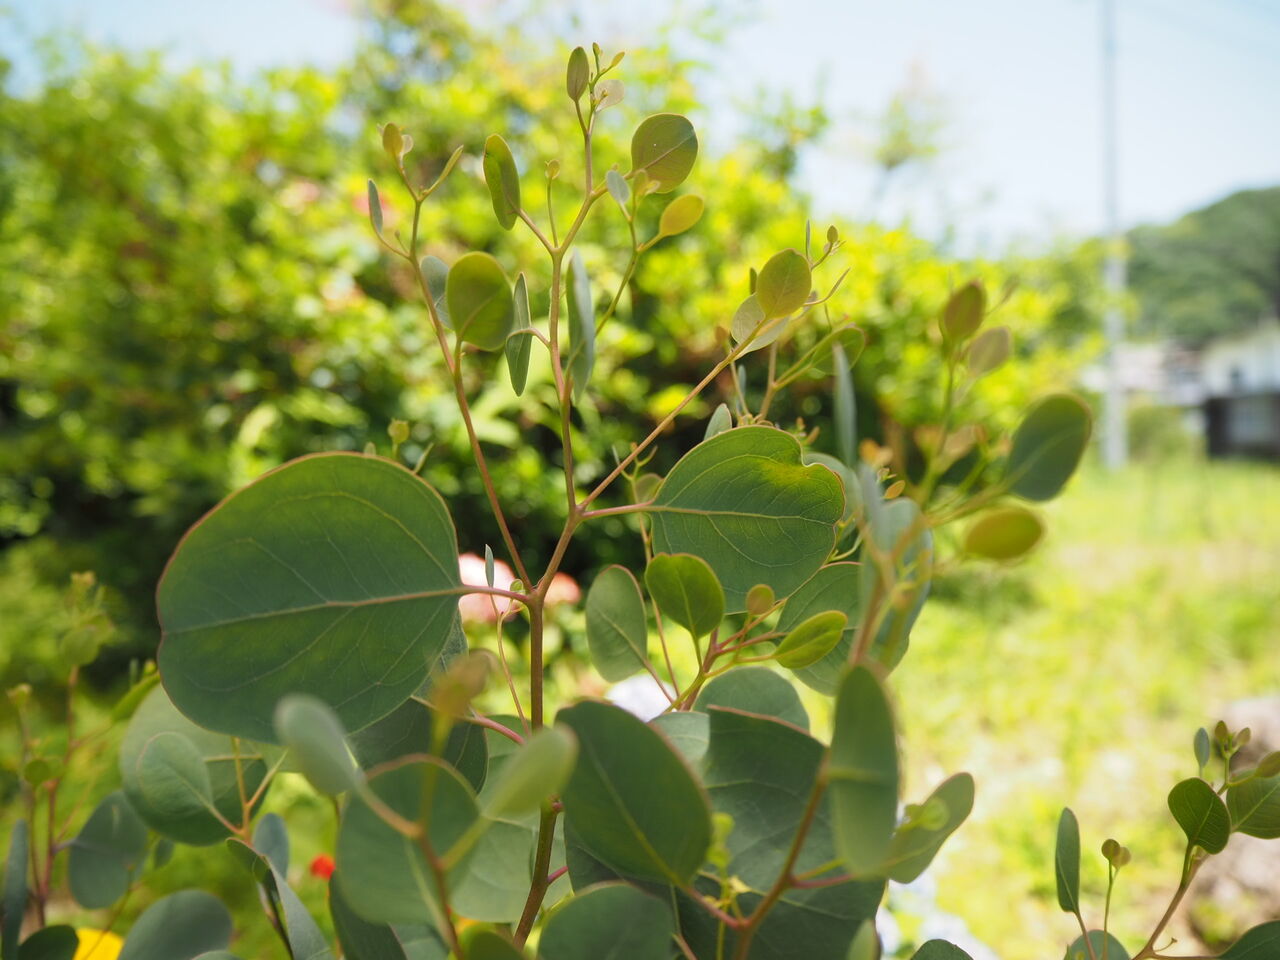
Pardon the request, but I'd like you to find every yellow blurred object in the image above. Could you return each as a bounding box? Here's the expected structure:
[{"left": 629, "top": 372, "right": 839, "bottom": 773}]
[{"left": 73, "top": 929, "right": 124, "bottom": 960}]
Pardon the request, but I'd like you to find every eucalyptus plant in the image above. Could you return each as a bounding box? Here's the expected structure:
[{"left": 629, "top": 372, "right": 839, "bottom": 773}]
[{"left": 4, "top": 43, "right": 1279, "bottom": 960}]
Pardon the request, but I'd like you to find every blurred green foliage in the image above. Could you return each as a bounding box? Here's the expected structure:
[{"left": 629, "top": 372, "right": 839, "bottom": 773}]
[{"left": 0, "top": 0, "right": 1098, "bottom": 682}]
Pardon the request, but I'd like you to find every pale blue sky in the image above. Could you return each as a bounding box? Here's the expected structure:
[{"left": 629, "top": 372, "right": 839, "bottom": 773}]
[{"left": 11, "top": 0, "right": 1280, "bottom": 251}]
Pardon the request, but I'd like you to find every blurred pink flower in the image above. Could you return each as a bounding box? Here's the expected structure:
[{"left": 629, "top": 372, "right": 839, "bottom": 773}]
[
  {"left": 458, "top": 552, "right": 515, "bottom": 623},
  {"left": 545, "top": 572, "right": 581, "bottom": 607}
]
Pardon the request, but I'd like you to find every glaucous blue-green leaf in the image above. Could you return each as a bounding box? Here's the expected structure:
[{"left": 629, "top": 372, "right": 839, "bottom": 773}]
[
  {"left": 461, "top": 930, "right": 525, "bottom": 960},
  {"left": 644, "top": 553, "right": 723, "bottom": 640},
  {"left": 1220, "top": 922, "right": 1280, "bottom": 959},
  {"left": 695, "top": 668, "right": 808, "bottom": 731},
  {"left": 883, "top": 774, "right": 975, "bottom": 883},
  {"left": 567, "top": 251, "right": 595, "bottom": 400},
  {"left": 649, "top": 426, "right": 843, "bottom": 611},
  {"left": 584, "top": 566, "right": 649, "bottom": 682},
  {"left": 963, "top": 506, "right": 1044, "bottom": 561},
  {"left": 136, "top": 732, "right": 215, "bottom": 825},
  {"left": 505, "top": 274, "right": 533, "bottom": 395},
  {"left": 775, "top": 564, "right": 859, "bottom": 694},
  {"left": 829, "top": 666, "right": 899, "bottom": 875},
  {"left": 1226, "top": 773, "right": 1280, "bottom": 838},
  {"left": 118, "top": 891, "right": 232, "bottom": 960},
  {"left": 367, "top": 180, "right": 383, "bottom": 237},
  {"left": 658, "top": 194, "right": 704, "bottom": 238},
  {"left": 606, "top": 169, "right": 630, "bottom": 208},
  {"left": 940, "top": 281, "right": 986, "bottom": 343},
  {"left": 336, "top": 758, "right": 478, "bottom": 926},
  {"left": 480, "top": 726, "right": 577, "bottom": 819},
  {"left": 119, "top": 686, "right": 269, "bottom": 845},
  {"left": 349, "top": 699, "right": 488, "bottom": 794},
  {"left": 274, "top": 694, "right": 360, "bottom": 796},
  {"left": 1168, "top": 778, "right": 1230, "bottom": 853},
  {"left": 15, "top": 927, "right": 78, "bottom": 960},
  {"left": 1194, "top": 727, "right": 1211, "bottom": 773},
  {"left": 705, "top": 403, "right": 732, "bottom": 440},
  {"left": 912, "top": 941, "right": 974, "bottom": 960},
  {"left": 774, "top": 611, "right": 847, "bottom": 669},
  {"left": 330, "top": 870, "right": 448, "bottom": 960},
  {"left": 109, "top": 671, "right": 161, "bottom": 723},
  {"left": 756, "top": 250, "right": 811, "bottom": 320},
  {"left": 833, "top": 342, "right": 856, "bottom": 467},
  {"left": 253, "top": 813, "right": 288, "bottom": 875},
  {"left": 1005, "top": 394, "right": 1092, "bottom": 502},
  {"left": 418, "top": 256, "right": 450, "bottom": 327},
  {"left": 650, "top": 712, "right": 709, "bottom": 769},
  {"left": 540, "top": 883, "right": 674, "bottom": 960},
  {"left": 731, "top": 294, "right": 784, "bottom": 354},
  {"left": 68, "top": 791, "right": 147, "bottom": 909},
  {"left": 158, "top": 454, "right": 462, "bottom": 742},
  {"left": 1064, "top": 932, "right": 1128, "bottom": 960},
  {"left": 1055, "top": 808, "right": 1081, "bottom": 913},
  {"left": 3, "top": 820, "right": 27, "bottom": 960},
  {"left": 558, "top": 701, "right": 710, "bottom": 885},
  {"left": 678, "top": 708, "right": 883, "bottom": 960},
  {"left": 565, "top": 46, "right": 589, "bottom": 100},
  {"left": 482, "top": 134, "right": 520, "bottom": 230},
  {"left": 227, "top": 840, "right": 334, "bottom": 960},
  {"left": 630, "top": 114, "right": 697, "bottom": 193},
  {"left": 448, "top": 252, "right": 515, "bottom": 351},
  {"left": 859, "top": 492, "right": 933, "bottom": 669},
  {"left": 451, "top": 814, "right": 535, "bottom": 922}
]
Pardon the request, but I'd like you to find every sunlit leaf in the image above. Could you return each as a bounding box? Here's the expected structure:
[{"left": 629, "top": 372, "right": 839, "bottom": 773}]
[
  {"left": 448, "top": 252, "right": 515, "bottom": 351},
  {"left": 1006, "top": 394, "right": 1092, "bottom": 502},
  {"left": 963, "top": 506, "right": 1045, "bottom": 561},
  {"left": 482, "top": 134, "right": 520, "bottom": 230},
  {"left": 756, "top": 249, "right": 811, "bottom": 320},
  {"left": 584, "top": 565, "right": 649, "bottom": 682},
  {"left": 630, "top": 114, "right": 697, "bottom": 193},
  {"left": 645, "top": 553, "right": 724, "bottom": 640}
]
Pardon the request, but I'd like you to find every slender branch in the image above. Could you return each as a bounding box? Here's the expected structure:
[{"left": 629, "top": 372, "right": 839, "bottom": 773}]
[
  {"left": 1133, "top": 851, "right": 1204, "bottom": 960},
  {"left": 514, "top": 807, "right": 560, "bottom": 946}
]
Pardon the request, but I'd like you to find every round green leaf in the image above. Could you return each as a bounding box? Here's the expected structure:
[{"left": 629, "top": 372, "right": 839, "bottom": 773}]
[
  {"left": 1055, "top": 808, "right": 1081, "bottom": 914},
  {"left": 756, "top": 249, "right": 811, "bottom": 320},
  {"left": 418, "top": 256, "right": 450, "bottom": 328},
  {"left": 330, "top": 869, "right": 448, "bottom": 960},
  {"left": 1168, "top": 777, "right": 1230, "bottom": 853},
  {"left": 967, "top": 325, "right": 1010, "bottom": 376},
  {"left": 658, "top": 194, "right": 703, "bottom": 238},
  {"left": 274, "top": 694, "right": 360, "bottom": 796},
  {"left": 775, "top": 563, "right": 859, "bottom": 695},
  {"left": 584, "top": 565, "right": 649, "bottom": 682},
  {"left": 649, "top": 712, "right": 709, "bottom": 768},
  {"left": 884, "top": 774, "right": 975, "bottom": 883},
  {"left": 694, "top": 668, "right": 809, "bottom": 731},
  {"left": 648, "top": 426, "right": 843, "bottom": 611},
  {"left": 540, "top": 883, "right": 674, "bottom": 960},
  {"left": 450, "top": 815, "right": 536, "bottom": 922},
  {"left": 565, "top": 46, "right": 589, "bottom": 100},
  {"left": 940, "top": 281, "right": 986, "bottom": 343},
  {"left": 774, "top": 611, "right": 847, "bottom": 669},
  {"left": 482, "top": 134, "right": 520, "bottom": 231},
  {"left": 118, "top": 890, "right": 233, "bottom": 960},
  {"left": 68, "top": 791, "right": 147, "bottom": 909},
  {"left": 1226, "top": 773, "right": 1280, "bottom": 839},
  {"left": 1063, "top": 932, "right": 1129, "bottom": 960},
  {"left": 448, "top": 252, "right": 515, "bottom": 351},
  {"left": 963, "top": 506, "right": 1045, "bottom": 561},
  {"left": 644, "top": 553, "right": 724, "bottom": 640},
  {"left": 1220, "top": 922, "right": 1280, "bottom": 959},
  {"left": 336, "top": 758, "right": 479, "bottom": 926},
  {"left": 481, "top": 726, "right": 577, "bottom": 819},
  {"left": 4, "top": 820, "right": 29, "bottom": 960},
  {"left": 829, "top": 666, "right": 899, "bottom": 875},
  {"left": 158, "top": 454, "right": 462, "bottom": 742},
  {"left": 912, "top": 941, "right": 975, "bottom": 960},
  {"left": 137, "top": 732, "right": 215, "bottom": 825},
  {"left": 1006, "top": 394, "right": 1092, "bottom": 501},
  {"left": 630, "top": 114, "right": 697, "bottom": 193},
  {"left": 119, "top": 686, "right": 268, "bottom": 845},
  {"left": 16, "top": 926, "right": 79, "bottom": 960},
  {"left": 461, "top": 930, "right": 525, "bottom": 960},
  {"left": 731, "top": 293, "right": 785, "bottom": 354},
  {"left": 557, "top": 700, "right": 710, "bottom": 885},
  {"left": 705, "top": 403, "right": 733, "bottom": 441},
  {"left": 348, "top": 698, "right": 488, "bottom": 793}
]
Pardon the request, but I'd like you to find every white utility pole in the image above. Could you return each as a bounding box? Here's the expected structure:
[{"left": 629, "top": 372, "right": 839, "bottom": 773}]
[{"left": 1101, "top": 0, "right": 1128, "bottom": 469}]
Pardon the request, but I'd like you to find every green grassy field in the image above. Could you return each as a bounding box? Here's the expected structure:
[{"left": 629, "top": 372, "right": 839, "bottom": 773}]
[{"left": 892, "top": 458, "right": 1280, "bottom": 959}]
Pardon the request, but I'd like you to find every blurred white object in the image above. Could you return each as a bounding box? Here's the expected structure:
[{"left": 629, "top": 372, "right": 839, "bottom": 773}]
[{"left": 607, "top": 674, "right": 673, "bottom": 721}]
